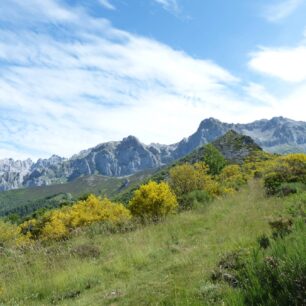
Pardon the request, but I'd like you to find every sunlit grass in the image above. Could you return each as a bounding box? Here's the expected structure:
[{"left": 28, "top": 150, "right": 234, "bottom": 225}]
[{"left": 0, "top": 180, "right": 289, "bottom": 305}]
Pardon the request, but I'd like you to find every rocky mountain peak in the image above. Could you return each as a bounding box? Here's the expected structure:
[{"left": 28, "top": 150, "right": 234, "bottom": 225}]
[
  {"left": 198, "top": 117, "right": 223, "bottom": 130},
  {"left": 121, "top": 135, "right": 142, "bottom": 147},
  {"left": 0, "top": 117, "right": 306, "bottom": 191}
]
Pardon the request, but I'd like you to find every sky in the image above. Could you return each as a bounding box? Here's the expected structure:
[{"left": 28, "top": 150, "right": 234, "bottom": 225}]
[{"left": 0, "top": 0, "right": 306, "bottom": 160}]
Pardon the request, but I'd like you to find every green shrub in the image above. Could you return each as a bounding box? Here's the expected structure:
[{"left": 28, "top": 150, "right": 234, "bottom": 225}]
[
  {"left": 264, "top": 172, "right": 284, "bottom": 195},
  {"left": 169, "top": 162, "right": 221, "bottom": 205},
  {"left": 179, "top": 190, "right": 212, "bottom": 210},
  {"left": 284, "top": 191, "right": 306, "bottom": 218},
  {"left": 227, "top": 220, "right": 306, "bottom": 306},
  {"left": 257, "top": 234, "right": 270, "bottom": 249},
  {"left": 269, "top": 217, "right": 293, "bottom": 239}
]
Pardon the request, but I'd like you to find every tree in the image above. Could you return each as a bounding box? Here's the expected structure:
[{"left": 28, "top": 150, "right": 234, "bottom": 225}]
[
  {"left": 203, "top": 144, "right": 226, "bottom": 175},
  {"left": 128, "top": 181, "right": 178, "bottom": 222}
]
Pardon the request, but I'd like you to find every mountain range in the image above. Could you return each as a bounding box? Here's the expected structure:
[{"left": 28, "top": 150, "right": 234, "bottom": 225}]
[{"left": 1, "top": 116, "right": 305, "bottom": 191}]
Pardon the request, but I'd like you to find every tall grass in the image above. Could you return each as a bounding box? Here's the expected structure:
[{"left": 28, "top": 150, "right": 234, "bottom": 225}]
[
  {"left": 225, "top": 219, "right": 305, "bottom": 306},
  {"left": 0, "top": 181, "right": 295, "bottom": 305}
]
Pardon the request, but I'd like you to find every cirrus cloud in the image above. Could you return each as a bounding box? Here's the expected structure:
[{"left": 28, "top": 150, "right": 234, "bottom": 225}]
[
  {"left": 262, "top": 0, "right": 304, "bottom": 22},
  {"left": 0, "top": 0, "right": 303, "bottom": 161}
]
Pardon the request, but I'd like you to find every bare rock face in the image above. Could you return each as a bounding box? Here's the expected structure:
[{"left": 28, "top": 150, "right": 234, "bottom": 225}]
[
  {"left": 0, "top": 117, "right": 305, "bottom": 191},
  {"left": 0, "top": 159, "right": 33, "bottom": 191},
  {"left": 24, "top": 155, "right": 68, "bottom": 188},
  {"left": 237, "top": 117, "right": 306, "bottom": 152},
  {"left": 67, "top": 136, "right": 169, "bottom": 179}
]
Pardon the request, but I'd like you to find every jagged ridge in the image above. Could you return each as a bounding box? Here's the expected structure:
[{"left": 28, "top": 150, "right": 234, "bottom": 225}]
[{"left": 0, "top": 116, "right": 305, "bottom": 191}]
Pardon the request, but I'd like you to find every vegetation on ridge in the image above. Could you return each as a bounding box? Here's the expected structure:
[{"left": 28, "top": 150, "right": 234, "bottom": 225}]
[{"left": 0, "top": 132, "right": 305, "bottom": 305}]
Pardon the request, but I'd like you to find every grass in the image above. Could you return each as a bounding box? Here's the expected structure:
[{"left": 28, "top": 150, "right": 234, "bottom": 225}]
[
  {"left": 0, "top": 180, "right": 292, "bottom": 305},
  {"left": 225, "top": 219, "right": 305, "bottom": 306}
]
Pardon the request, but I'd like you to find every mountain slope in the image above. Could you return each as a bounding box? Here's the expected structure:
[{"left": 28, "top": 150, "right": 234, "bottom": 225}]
[
  {"left": 0, "top": 170, "right": 153, "bottom": 217},
  {"left": 0, "top": 181, "right": 291, "bottom": 305},
  {"left": 0, "top": 116, "right": 305, "bottom": 191},
  {"left": 116, "top": 131, "right": 263, "bottom": 203}
]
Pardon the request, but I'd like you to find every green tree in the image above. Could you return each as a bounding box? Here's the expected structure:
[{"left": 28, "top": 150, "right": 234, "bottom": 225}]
[{"left": 203, "top": 144, "right": 226, "bottom": 175}]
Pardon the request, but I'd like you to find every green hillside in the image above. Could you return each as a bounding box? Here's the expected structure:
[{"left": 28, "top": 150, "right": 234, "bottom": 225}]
[
  {"left": 0, "top": 180, "right": 304, "bottom": 305},
  {"left": 0, "top": 170, "right": 153, "bottom": 218}
]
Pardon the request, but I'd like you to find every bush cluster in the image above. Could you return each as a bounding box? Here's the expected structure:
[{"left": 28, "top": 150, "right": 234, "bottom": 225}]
[
  {"left": 19, "top": 195, "right": 131, "bottom": 241},
  {"left": 264, "top": 154, "right": 306, "bottom": 195}
]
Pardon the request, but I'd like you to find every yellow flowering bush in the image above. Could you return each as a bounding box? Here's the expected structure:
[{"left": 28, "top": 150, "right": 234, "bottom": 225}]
[
  {"left": 19, "top": 195, "right": 131, "bottom": 241},
  {"left": 218, "top": 165, "right": 247, "bottom": 191},
  {"left": 0, "top": 220, "right": 19, "bottom": 247},
  {"left": 169, "top": 162, "right": 222, "bottom": 202},
  {"left": 128, "top": 181, "right": 178, "bottom": 221},
  {"left": 242, "top": 151, "right": 277, "bottom": 178},
  {"left": 0, "top": 220, "right": 31, "bottom": 248},
  {"left": 264, "top": 154, "right": 306, "bottom": 195}
]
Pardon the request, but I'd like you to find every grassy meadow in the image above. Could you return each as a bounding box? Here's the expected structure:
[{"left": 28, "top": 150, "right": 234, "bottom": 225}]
[{"left": 1, "top": 180, "right": 300, "bottom": 306}]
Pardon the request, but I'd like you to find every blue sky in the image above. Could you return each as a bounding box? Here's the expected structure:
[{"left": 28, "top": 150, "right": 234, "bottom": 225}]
[{"left": 0, "top": 0, "right": 306, "bottom": 160}]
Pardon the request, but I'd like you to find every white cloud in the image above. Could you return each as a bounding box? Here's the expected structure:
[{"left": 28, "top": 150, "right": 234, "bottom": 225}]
[
  {"left": 99, "top": 0, "right": 115, "bottom": 10},
  {"left": 244, "top": 83, "right": 278, "bottom": 107},
  {"left": 0, "top": 0, "right": 77, "bottom": 23},
  {"left": 0, "top": 0, "right": 304, "bottom": 161},
  {"left": 154, "top": 0, "right": 179, "bottom": 14},
  {"left": 247, "top": 31, "right": 306, "bottom": 121},
  {"left": 262, "top": 0, "right": 304, "bottom": 22},
  {"left": 0, "top": 0, "right": 251, "bottom": 160},
  {"left": 249, "top": 46, "right": 306, "bottom": 82}
]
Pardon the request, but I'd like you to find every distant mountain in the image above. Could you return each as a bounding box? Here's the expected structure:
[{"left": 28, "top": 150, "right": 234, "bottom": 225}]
[
  {"left": 175, "top": 117, "right": 306, "bottom": 157},
  {"left": 0, "top": 137, "right": 175, "bottom": 191},
  {"left": 0, "top": 158, "right": 33, "bottom": 191},
  {"left": 0, "top": 131, "right": 262, "bottom": 216},
  {"left": 0, "top": 116, "right": 305, "bottom": 191}
]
